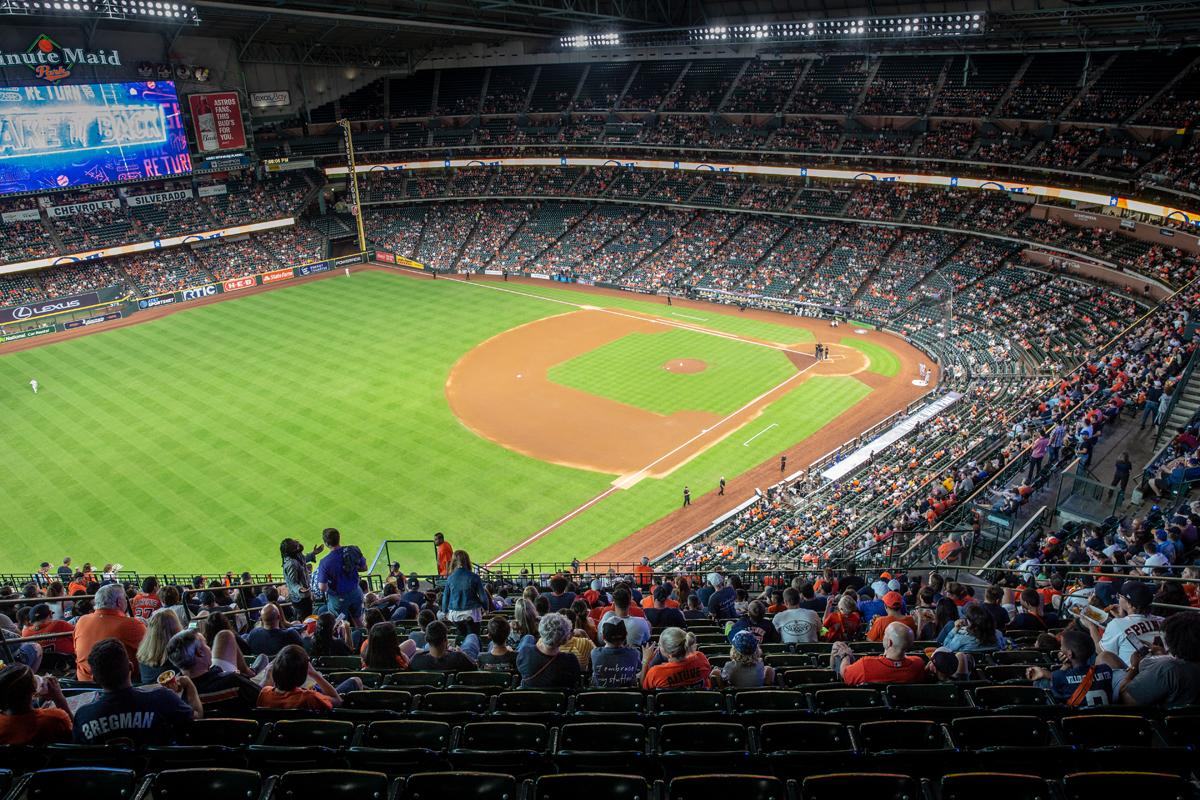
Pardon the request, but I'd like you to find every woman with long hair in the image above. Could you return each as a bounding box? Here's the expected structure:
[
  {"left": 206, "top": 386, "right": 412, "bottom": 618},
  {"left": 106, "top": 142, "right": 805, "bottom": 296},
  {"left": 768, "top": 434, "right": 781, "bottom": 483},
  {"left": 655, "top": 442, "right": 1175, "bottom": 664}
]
[
  {"left": 933, "top": 597, "right": 961, "bottom": 644},
  {"left": 443, "top": 550, "right": 489, "bottom": 643},
  {"left": 822, "top": 594, "right": 861, "bottom": 642},
  {"left": 136, "top": 608, "right": 183, "bottom": 684},
  {"left": 202, "top": 611, "right": 256, "bottom": 676},
  {"left": 943, "top": 603, "right": 1006, "bottom": 653},
  {"left": 0, "top": 665, "right": 72, "bottom": 745},
  {"left": 509, "top": 598, "right": 539, "bottom": 648},
  {"left": 309, "top": 612, "right": 353, "bottom": 658},
  {"left": 279, "top": 538, "right": 318, "bottom": 619},
  {"left": 158, "top": 585, "right": 190, "bottom": 626},
  {"left": 360, "top": 622, "right": 417, "bottom": 670},
  {"left": 570, "top": 597, "right": 598, "bottom": 643}
]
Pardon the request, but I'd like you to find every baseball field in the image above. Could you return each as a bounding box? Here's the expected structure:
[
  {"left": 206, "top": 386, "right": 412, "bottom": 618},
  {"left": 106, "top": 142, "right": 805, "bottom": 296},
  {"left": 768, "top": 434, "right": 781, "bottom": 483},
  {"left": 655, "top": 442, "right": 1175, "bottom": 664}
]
[{"left": 0, "top": 267, "right": 929, "bottom": 575}]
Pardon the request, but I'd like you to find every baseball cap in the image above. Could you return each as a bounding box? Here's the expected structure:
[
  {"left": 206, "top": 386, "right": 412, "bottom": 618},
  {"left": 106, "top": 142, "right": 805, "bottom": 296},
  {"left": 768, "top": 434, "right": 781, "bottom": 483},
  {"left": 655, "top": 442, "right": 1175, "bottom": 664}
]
[
  {"left": 653, "top": 585, "right": 672, "bottom": 602},
  {"left": 30, "top": 603, "right": 52, "bottom": 622},
  {"left": 929, "top": 647, "right": 960, "bottom": 677},
  {"left": 601, "top": 618, "right": 627, "bottom": 643},
  {"left": 731, "top": 630, "right": 758, "bottom": 656},
  {"left": 199, "top": 591, "right": 215, "bottom": 605},
  {"left": 591, "top": 579, "right": 602, "bottom": 591},
  {"left": 883, "top": 591, "right": 904, "bottom": 609},
  {"left": 407, "top": 577, "right": 420, "bottom": 590},
  {"left": 40, "top": 562, "right": 50, "bottom": 569},
  {"left": 887, "top": 580, "right": 901, "bottom": 592},
  {"left": 1119, "top": 581, "right": 1154, "bottom": 607},
  {"left": 707, "top": 573, "right": 722, "bottom": 587},
  {"left": 880, "top": 572, "right": 892, "bottom": 580}
]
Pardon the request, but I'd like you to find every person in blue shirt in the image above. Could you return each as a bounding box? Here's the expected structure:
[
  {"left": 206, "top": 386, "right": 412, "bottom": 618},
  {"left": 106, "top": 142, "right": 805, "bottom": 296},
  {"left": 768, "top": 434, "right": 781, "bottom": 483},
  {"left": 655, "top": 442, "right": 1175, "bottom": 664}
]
[
  {"left": 315, "top": 527, "right": 367, "bottom": 628},
  {"left": 1027, "top": 629, "right": 1113, "bottom": 707}
]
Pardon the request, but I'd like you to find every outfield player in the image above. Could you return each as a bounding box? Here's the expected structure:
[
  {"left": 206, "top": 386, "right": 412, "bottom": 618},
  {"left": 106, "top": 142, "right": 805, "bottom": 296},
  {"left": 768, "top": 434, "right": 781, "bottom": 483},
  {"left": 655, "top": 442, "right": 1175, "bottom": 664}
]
[{"left": 30, "top": 380, "right": 37, "bottom": 394}]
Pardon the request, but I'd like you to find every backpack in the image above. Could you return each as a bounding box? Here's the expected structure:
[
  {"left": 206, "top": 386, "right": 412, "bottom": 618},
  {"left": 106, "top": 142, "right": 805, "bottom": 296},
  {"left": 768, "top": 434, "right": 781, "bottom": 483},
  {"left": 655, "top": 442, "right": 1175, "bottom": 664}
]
[{"left": 341, "top": 545, "right": 366, "bottom": 577}]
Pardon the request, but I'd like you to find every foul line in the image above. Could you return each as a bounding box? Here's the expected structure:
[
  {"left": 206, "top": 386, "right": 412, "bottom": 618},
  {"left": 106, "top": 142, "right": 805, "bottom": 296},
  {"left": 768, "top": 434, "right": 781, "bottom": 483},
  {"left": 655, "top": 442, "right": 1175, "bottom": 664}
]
[
  {"left": 672, "top": 312, "right": 708, "bottom": 321},
  {"left": 743, "top": 423, "right": 778, "bottom": 446},
  {"left": 487, "top": 356, "right": 820, "bottom": 565}
]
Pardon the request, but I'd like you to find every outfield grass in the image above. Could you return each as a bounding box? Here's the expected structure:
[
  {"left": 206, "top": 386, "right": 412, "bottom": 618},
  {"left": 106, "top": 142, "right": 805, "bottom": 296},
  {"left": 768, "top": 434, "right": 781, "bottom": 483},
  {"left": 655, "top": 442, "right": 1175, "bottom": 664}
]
[
  {"left": 510, "top": 374, "right": 873, "bottom": 563},
  {"left": 547, "top": 329, "right": 795, "bottom": 416},
  {"left": 0, "top": 273, "right": 875, "bottom": 574},
  {"left": 490, "top": 281, "right": 815, "bottom": 344},
  {"left": 841, "top": 337, "right": 901, "bottom": 377}
]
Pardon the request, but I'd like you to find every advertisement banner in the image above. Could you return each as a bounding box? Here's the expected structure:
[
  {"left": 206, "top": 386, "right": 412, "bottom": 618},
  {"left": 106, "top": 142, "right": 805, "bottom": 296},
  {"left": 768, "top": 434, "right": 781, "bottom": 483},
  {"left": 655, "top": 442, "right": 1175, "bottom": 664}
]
[
  {"left": 48, "top": 199, "right": 120, "bottom": 219},
  {"left": 181, "top": 285, "right": 219, "bottom": 301},
  {"left": 1, "top": 325, "right": 54, "bottom": 343},
  {"left": 0, "top": 291, "right": 99, "bottom": 324},
  {"left": 197, "top": 184, "right": 227, "bottom": 198},
  {"left": 250, "top": 91, "right": 290, "bottom": 108},
  {"left": 127, "top": 189, "right": 193, "bottom": 207},
  {"left": 373, "top": 250, "right": 396, "bottom": 264},
  {"left": 137, "top": 294, "right": 175, "bottom": 309},
  {"left": 265, "top": 159, "right": 315, "bottom": 173},
  {"left": 262, "top": 268, "right": 293, "bottom": 284},
  {"left": 64, "top": 311, "right": 122, "bottom": 329},
  {"left": 395, "top": 255, "right": 425, "bottom": 270},
  {"left": 223, "top": 276, "right": 256, "bottom": 292},
  {"left": 297, "top": 261, "right": 330, "bottom": 275},
  {"left": 188, "top": 92, "right": 247, "bottom": 153},
  {"left": 331, "top": 254, "right": 364, "bottom": 269},
  {"left": 1, "top": 209, "right": 41, "bottom": 223}
]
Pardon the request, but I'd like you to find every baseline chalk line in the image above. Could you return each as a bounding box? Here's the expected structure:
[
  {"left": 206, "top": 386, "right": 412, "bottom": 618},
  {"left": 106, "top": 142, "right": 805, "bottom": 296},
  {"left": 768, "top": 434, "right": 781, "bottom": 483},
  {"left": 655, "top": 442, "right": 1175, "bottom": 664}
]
[
  {"left": 743, "top": 423, "right": 778, "bottom": 446},
  {"left": 672, "top": 312, "right": 708, "bottom": 321}
]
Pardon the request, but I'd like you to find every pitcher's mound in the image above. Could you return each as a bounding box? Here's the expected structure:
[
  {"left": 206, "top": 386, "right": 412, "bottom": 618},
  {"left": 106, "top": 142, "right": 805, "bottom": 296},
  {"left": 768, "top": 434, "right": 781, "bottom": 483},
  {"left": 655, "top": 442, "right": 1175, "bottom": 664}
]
[{"left": 664, "top": 359, "right": 707, "bottom": 373}]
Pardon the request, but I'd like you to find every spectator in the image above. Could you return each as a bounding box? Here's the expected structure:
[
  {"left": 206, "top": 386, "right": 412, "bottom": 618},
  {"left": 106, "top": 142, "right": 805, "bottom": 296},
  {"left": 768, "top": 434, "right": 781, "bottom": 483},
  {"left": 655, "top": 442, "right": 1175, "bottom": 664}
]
[
  {"left": 711, "top": 630, "right": 776, "bottom": 689},
  {"left": 74, "top": 638, "right": 201, "bottom": 744},
  {"left": 865, "top": 592, "right": 917, "bottom": 642},
  {"left": 1008, "top": 588, "right": 1055, "bottom": 632},
  {"left": 434, "top": 532, "right": 453, "bottom": 577},
  {"left": 707, "top": 573, "right": 738, "bottom": 619},
  {"left": 408, "top": 620, "right": 478, "bottom": 672},
  {"left": 130, "top": 577, "right": 163, "bottom": 622},
  {"left": 1089, "top": 581, "right": 1163, "bottom": 666},
  {"left": 136, "top": 608, "right": 183, "bottom": 684},
  {"left": 943, "top": 604, "right": 1008, "bottom": 653},
  {"left": 641, "top": 627, "right": 711, "bottom": 690},
  {"left": 559, "top": 610, "right": 597, "bottom": 668},
  {"left": 773, "top": 587, "right": 821, "bottom": 644},
  {"left": 259, "top": 644, "right": 359, "bottom": 709},
  {"left": 73, "top": 584, "right": 146, "bottom": 682},
  {"left": 516, "top": 613, "right": 581, "bottom": 688},
  {"left": 309, "top": 612, "right": 354, "bottom": 658},
  {"left": 728, "top": 600, "right": 781, "bottom": 645},
  {"left": 823, "top": 595, "right": 862, "bottom": 642},
  {"left": 833, "top": 622, "right": 926, "bottom": 684},
  {"left": 599, "top": 587, "right": 651, "bottom": 647},
  {"left": 645, "top": 585, "right": 687, "bottom": 631},
  {"left": 362, "top": 622, "right": 417, "bottom": 669},
  {"left": 0, "top": 665, "right": 72, "bottom": 745},
  {"left": 476, "top": 615, "right": 517, "bottom": 671},
  {"left": 443, "top": 549, "right": 489, "bottom": 641},
  {"left": 545, "top": 576, "right": 576, "bottom": 612},
  {"left": 1027, "top": 629, "right": 1113, "bottom": 706},
  {"left": 246, "top": 604, "right": 306, "bottom": 657},
  {"left": 979, "top": 585, "right": 1011, "bottom": 632},
  {"left": 590, "top": 618, "right": 641, "bottom": 688},
  {"left": 316, "top": 527, "right": 367, "bottom": 627},
  {"left": 21, "top": 603, "right": 75, "bottom": 656},
  {"left": 280, "top": 538, "right": 322, "bottom": 619},
  {"left": 159, "top": 586, "right": 191, "bottom": 627},
  {"left": 1117, "top": 611, "right": 1200, "bottom": 706},
  {"left": 682, "top": 595, "right": 707, "bottom": 621},
  {"left": 167, "top": 628, "right": 261, "bottom": 714}
]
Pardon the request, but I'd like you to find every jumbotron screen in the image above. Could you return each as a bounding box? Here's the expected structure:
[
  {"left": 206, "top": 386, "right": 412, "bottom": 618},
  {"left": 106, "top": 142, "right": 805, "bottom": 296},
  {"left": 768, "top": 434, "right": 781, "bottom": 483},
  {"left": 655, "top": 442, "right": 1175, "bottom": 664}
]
[{"left": 0, "top": 81, "right": 192, "bottom": 195}]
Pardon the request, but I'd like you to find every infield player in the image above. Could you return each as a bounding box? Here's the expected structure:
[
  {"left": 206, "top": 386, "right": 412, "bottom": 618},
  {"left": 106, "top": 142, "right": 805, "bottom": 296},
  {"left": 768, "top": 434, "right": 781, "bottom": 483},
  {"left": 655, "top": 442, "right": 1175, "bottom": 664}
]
[{"left": 30, "top": 380, "right": 37, "bottom": 394}]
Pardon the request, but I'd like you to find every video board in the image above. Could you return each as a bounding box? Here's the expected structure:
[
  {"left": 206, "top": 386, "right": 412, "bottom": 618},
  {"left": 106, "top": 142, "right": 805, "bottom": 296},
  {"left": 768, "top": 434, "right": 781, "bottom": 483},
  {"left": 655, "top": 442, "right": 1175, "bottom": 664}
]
[{"left": 0, "top": 81, "right": 191, "bottom": 195}]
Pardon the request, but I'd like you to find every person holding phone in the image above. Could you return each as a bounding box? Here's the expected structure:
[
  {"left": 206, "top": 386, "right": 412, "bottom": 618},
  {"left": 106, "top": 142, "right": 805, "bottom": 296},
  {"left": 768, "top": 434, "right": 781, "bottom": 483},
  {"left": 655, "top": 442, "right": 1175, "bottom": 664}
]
[{"left": 1026, "top": 629, "right": 1113, "bottom": 707}]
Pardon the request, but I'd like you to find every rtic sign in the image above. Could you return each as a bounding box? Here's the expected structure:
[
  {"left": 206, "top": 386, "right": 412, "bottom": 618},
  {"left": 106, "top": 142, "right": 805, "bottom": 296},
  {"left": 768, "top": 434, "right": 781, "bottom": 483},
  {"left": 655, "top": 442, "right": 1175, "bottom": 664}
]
[
  {"left": 4, "top": 34, "right": 123, "bottom": 83},
  {"left": 223, "top": 276, "right": 255, "bottom": 292}
]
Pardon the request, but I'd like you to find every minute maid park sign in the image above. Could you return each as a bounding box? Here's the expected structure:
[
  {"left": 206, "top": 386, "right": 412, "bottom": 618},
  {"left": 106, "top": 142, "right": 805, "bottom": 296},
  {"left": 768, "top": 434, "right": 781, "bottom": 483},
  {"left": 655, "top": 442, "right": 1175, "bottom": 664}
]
[{"left": 0, "top": 35, "right": 122, "bottom": 83}]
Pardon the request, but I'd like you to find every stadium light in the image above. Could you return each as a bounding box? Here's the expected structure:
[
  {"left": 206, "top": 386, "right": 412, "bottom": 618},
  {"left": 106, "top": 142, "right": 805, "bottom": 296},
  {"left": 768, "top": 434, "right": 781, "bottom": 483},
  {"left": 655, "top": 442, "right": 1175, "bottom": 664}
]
[{"left": 0, "top": 0, "right": 199, "bottom": 22}]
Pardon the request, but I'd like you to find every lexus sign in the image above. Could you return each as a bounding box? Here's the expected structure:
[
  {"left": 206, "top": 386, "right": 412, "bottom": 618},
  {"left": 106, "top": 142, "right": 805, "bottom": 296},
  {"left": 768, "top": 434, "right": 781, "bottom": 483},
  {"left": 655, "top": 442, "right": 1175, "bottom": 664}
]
[{"left": 0, "top": 291, "right": 98, "bottom": 324}]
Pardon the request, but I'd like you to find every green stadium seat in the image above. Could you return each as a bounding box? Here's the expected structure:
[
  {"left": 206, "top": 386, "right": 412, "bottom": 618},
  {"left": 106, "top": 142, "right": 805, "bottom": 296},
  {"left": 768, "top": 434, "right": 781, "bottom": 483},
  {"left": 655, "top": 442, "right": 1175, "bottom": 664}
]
[{"left": 346, "top": 720, "right": 450, "bottom": 776}]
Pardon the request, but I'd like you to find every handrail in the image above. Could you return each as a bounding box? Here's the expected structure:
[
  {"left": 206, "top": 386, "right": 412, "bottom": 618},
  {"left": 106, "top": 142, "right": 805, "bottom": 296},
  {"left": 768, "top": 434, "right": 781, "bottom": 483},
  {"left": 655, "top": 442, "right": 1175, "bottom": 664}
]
[
  {"left": 1150, "top": 345, "right": 1199, "bottom": 452},
  {"left": 974, "top": 504, "right": 1051, "bottom": 581}
]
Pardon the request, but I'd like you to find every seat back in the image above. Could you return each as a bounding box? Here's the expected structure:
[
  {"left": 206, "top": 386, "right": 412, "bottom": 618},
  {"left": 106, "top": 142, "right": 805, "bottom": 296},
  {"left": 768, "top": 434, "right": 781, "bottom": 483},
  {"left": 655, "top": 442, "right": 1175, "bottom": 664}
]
[
  {"left": 658, "top": 723, "right": 747, "bottom": 753},
  {"left": 971, "top": 686, "right": 1052, "bottom": 709},
  {"left": 358, "top": 720, "right": 452, "bottom": 751},
  {"left": 1062, "top": 771, "right": 1200, "bottom": 800},
  {"left": 416, "top": 692, "right": 489, "bottom": 713},
  {"left": 342, "top": 690, "right": 414, "bottom": 711},
  {"left": 940, "top": 772, "right": 1056, "bottom": 800},
  {"left": 264, "top": 719, "right": 357, "bottom": 749},
  {"left": 573, "top": 692, "right": 647, "bottom": 714},
  {"left": 733, "top": 690, "right": 807, "bottom": 713},
  {"left": 858, "top": 720, "right": 947, "bottom": 752},
  {"left": 779, "top": 670, "right": 840, "bottom": 687},
  {"left": 654, "top": 692, "right": 727, "bottom": 714},
  {"left": 275, "top": 769, "right": 390, "bottom": 800},
  {"left": 802, "top": 772, "right": 920, "bottom": 800},
  {"left": 150, "top": 768, "right": 262, "bottom": 800},
  {"left": 400, "top": 772, "right": 517, "bottom": 800},
  {"left": 812, "top": 689, "right": 885, "bottom": 711},
  {"left": 386, "top": 672, "right": 447, "bottom": 690},
  {"left": 457, "top": 722, "right": 549, "bottom": 752},
  {"left": 556, "top": 723, "right": 647, "bottom": 752},
  {"left": 759, "top": 721, "right": 854, "bottom": 753},
  {"left": 449, "top": 672, "right": 516, "bottom": 691},
  {"left": 172, "top": 718, "right": 260, "bottom": 748},
  {"left": 532, "top": 774, "right": 647, "bottom": 800},
  {"left": 23, "top": 768, "right": 138, "bottom": 799},
  {"left": 669, "top": 775, "right": 786, "bottom": 800},
  {"left": 493, "top": 691, "right": 568, "bottom": 713},
  {"left": 885, "top": 683, "right": 969, "bottom": 708},
  {"left": 327, "top": 671, "right": 383, "bottom": 689},
  {"left": 1060, "top": 715, "right": 1154, "bottom": 748},
  {"left": 950, "top": 716, "right": 1052, "bottom": 749}
]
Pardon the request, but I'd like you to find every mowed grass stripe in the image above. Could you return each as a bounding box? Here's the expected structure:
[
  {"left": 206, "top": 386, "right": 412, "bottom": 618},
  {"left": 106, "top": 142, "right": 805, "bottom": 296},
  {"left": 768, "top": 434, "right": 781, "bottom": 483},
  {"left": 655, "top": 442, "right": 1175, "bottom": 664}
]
[
  {"left": 473, "top": 281, "right": 815, "bottom": 344},
  {"left": 0, "top": 272, "right": 615, "bottom": 572},
  {"left": 548, "top": 328, "right": 797, "bottom": 416},
  {"left": 511, "top": 375, "right": 874, "bottom": 563},
  {"left": 840, "top": 337, "right": 901, "bottom": 377}
]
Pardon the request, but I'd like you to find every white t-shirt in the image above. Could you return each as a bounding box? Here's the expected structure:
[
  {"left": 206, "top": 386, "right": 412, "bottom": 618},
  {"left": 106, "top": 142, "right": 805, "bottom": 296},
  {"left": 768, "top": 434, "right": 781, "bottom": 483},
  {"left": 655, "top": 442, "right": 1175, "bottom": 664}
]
[
  {"left": 772, "top": 607, "right": 822, "bottom": 643},
  {"left": 598, "top": 611, "right": 652, "bottom": 648},
  {"left": 1099, "top": 613, "right": 1164, "bottom": 666}
]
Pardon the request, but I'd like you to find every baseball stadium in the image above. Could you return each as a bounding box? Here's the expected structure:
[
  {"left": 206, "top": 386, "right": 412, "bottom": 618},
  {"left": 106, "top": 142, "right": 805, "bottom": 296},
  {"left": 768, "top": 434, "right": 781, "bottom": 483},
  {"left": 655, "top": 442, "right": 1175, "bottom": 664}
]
[{"left": 0, "top": 0, "right": 1199, "bottom": 792}]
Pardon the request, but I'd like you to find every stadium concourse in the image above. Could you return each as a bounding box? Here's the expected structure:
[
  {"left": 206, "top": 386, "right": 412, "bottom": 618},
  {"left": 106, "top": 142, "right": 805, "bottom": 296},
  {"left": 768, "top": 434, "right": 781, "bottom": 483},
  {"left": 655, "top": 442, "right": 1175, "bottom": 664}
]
[{"left": 5, "top": 13, "right": 1200, "bottom": 800}]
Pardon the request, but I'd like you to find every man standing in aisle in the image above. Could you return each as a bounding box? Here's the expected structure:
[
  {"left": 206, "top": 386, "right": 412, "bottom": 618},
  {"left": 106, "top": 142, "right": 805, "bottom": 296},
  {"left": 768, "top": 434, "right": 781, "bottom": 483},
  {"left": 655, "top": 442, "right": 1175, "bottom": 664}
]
[
  {"left": 682, "top": 487, "right": 691, "bottom": 508},
  {"left": 781, "top": 455, "right": 787, "bottom": 473},
  {"left": 434, "top": 532, "right": 454, "bottom": 577},
  {"left": 316, "top": 527, "right": 367, "bottom": 628}
]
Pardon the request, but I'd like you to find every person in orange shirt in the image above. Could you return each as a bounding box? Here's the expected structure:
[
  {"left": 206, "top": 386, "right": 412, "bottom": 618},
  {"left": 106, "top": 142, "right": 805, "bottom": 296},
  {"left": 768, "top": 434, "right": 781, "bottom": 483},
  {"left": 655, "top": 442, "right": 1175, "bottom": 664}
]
[
  {"left": 130, "top": 576, "right": 163, "bottom": 623},
  {"left": 834, "top": 621, "right": 926, "bottom": 685},
  {"left": 633, "top": 557, "right": 654, "bottom": 590},
  {"left": 641, "top": 627, "right": 711, "bottom": 689},
  {"left": 434, "top": 532, "right": 453, "bottom": 577},
  {"left": 72, "top": 584, "right": 146, "bottom": 682},
  {"left": 865, "top": 592, "right": 918, "bottom": 642},
  {"left": 258, "top": 644, "right": 358, "bottom": 709},
  {"left": 0, "top": 665, "right": 73, "bottom": 745},
  {"left": 22, "top": 604, "right": 76, "bottom": 656}
]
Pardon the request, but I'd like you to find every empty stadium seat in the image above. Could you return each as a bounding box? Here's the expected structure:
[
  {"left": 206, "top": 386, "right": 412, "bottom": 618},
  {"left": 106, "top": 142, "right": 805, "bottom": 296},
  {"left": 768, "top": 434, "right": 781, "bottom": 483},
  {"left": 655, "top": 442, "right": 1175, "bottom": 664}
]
[
  {"left": 553, "top": 722, "right": 653, "bottom": 778},
  {"left": 758, "top": 721, "right": 860, "bottom": 781},
  {"left": 732, "top": 690, "right": 810, "bottom": 726},
  {"left": 14, "top": 768, "right": 139, "bottom": 800},
  {"left": 570, "top": 691, "right": 649, "bottom": 724},
  {"left": 857, "top": 719, "right": 961, "bottom": 778},
  {"left": 272, "top": 769, "right": 390, "bottom": 800},
  {"left": 801, "top": 772, "right": 920, "bottom": 800},
  {"left": 410, "top": 692, "right": 489, "bottom": 724},
  {"left": 532, "top": 773, "right": 649, "bottom": 800},
  {"left": 147, "top": 768, "right": 264, "bottom": 800},
  {"left": 398, "top": 771, "right": 517, "bottom": 800},
  {"left": 668, "top": 774, "right": 787, "bottom": 800},
  {"left": 1061, "top": 771, "right": 1200, "bottom": 800},
  {"left": 937, "top": 772, "right": 1057, "bottom": 800},
  {"left": 346, "top": 720, "right": 449, "bottom": 775},
  {"left": 949, "top": 715, "right": 1075, "bottom": 777},
  {"left": 653, "top": 691, "right": 728, "bottom": 723},
  {"left": 492, "top": 691, "right": 567, "bottom": 725},
  {"left": 341, "top": 690, "right": 414, "bottom": 712},
  {"left": 657, "top": 723, "right": 754, "bottom": 777},
  {"left": 450, "top": 721, "right": 549, "bottom": 779}
]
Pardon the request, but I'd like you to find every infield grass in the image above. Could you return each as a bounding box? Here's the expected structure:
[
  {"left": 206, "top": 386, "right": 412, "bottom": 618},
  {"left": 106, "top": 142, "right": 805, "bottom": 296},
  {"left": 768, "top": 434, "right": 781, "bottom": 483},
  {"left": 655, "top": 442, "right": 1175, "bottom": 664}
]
[
  {"left": 0, "top": 272, "right": 877, "bottom": 574},
  {"left": 841, "top": 337, "right": 901, "bottom": 377},
  {"left": 547, "top": 328, "right": 796, "bottom": 416}
]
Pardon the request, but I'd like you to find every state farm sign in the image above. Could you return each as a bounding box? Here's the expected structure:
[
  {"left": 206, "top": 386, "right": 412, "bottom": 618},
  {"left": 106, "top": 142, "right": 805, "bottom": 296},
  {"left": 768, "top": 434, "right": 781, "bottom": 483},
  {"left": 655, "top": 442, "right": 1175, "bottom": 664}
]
[{"left": 262, "top": 268, "right": 293, "bottom": 284}]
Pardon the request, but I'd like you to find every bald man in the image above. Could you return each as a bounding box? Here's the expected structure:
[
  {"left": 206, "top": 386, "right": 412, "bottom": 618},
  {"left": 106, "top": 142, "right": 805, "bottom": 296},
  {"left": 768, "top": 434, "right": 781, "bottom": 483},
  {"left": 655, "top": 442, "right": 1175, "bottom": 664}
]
[
  {"left": 832, "top": 621, "right": 927, "bottom": 685},
  {"left": 246, "top": 603, "right": 307, "bottom": 657}
]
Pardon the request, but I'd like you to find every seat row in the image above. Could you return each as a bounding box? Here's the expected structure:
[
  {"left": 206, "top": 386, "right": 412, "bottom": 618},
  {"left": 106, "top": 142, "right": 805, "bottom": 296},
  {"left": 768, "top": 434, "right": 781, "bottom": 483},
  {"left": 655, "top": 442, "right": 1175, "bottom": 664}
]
[{"left": 6, "top": 767, "right": 1198, "bottom": 800}]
